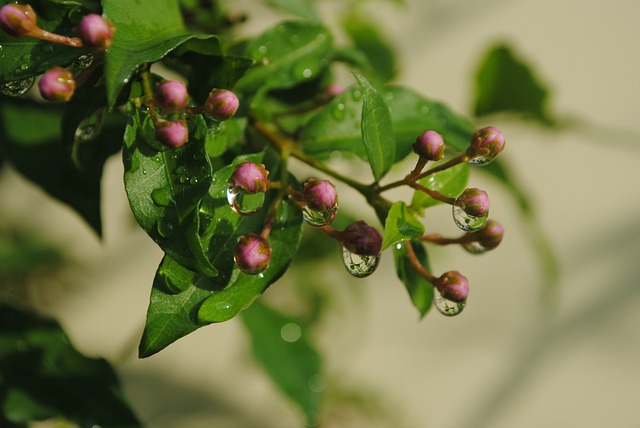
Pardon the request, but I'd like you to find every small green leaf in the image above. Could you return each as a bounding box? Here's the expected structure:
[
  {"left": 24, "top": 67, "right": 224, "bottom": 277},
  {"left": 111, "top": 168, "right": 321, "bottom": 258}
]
[
  {"left": 393, "top": 241, "right": 433, "bottom": 318},
  {"left": 241, "top": 301, "right": 323, "bottom": 421},
  {"left": 236, "top": 21, "right": 333, "bottom": 92},
  {"left": 382, "top": 202, "right": 425, "bottom": 251},
  {"left": 343, "top": 14, "right": 396, "bottom": 82},
  {"left": 411, "top": 162, "right": 469, "bottom": 211},
  {"left": 0, "top": 304, "right": 140, "bottom": 426},
  {"left": 473, "top": 44, "right": 554, "bottom": 125},
  {"left": 264, "top": 0, "right": 319, "bottom": 20},
  {"left": 353, "top": 73, "right": 395, "bottom": 182},
  {"left": 103, "top": 0, "right": 221, "bottom": 106}
]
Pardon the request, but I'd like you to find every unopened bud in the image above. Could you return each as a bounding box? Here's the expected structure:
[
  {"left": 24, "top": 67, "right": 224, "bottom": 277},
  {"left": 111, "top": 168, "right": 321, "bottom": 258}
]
[
  {"left": 38, "top": 67, "right": 75, "bottom": 102},
  {"left": 155, "top": 120, "right": 188, "bottom": 149},
  {"left": 155, "top": 80, "right": 188, "bottom": 112},
  {"left": 303, "top": 179, "right": 338, "bottom": 212},
  {"left": 413, "top": 130, "right": 445, "bottom": 161},
  {"left": 455, "top": 188, "right": 489, "bottom": 217},
  {"left": 0, "top": 4, "right": 37, "bottom": 37},
  {"left": 341, "top": 221, "right": 382, "bottom": 256},
  {"left": 434, "top": 271, "right": 469, "bottom": 302},
  {"left": 466, "top": 126, "right": 505, "bottom": 165},
  {"left": 474, "top": 219, "right": 504, "bottom": 250},
  {"left": 229, "top": 162, "right": 269, "bottom": 194},
  {"left": 77, "top": 14, "right": 114, "bottom": 49},
  {"left": 234, "top": 234, "right": 271, "bottom": 274},
  {"left": 204, "top": 88, "right": 239, "bottom": 121}
]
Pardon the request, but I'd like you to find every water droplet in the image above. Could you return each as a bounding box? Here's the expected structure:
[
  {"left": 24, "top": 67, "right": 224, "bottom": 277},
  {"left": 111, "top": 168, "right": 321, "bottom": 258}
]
[
  {"left": 332, "top": 103, "right": 346, "bottom": 121},
  {"left": 315, "top": 33, "right": 327, "bottom": 43},
  {"left": 179, "top": 175, "right": 187, "bottom": 184},
  {"left": 467, "top": 153, "right": 496, "bottom": 166},
  {"left": 304, "top": 411, "right": 320, "bottom": 427},
  {"left": 452, "top": 202, "right": 488, "bottom": 231},
  {"left": 21, "top": 54, "right": 29, "bottom": 61},
  {"left": 226, "top": 186, "right": 265, "bottom": 216},
  {"left": 434, "top": 288, "right": 466, "bottom": 316},
  {"left": 302, "top": 68, "right": 312, "bottom": 78},
  {"left": 0, "top": 76, "right": 34, "bottom": 96},
  {"left": 75, "top": 108, "right": 105, "bottom": 142},
  {"left": 151, "top": 187, "right": 173, "bottom": 207},
  {"left": 157, "top": 217, "right": 175, "bottom": 238},
  {"left": 290, "top": 34, "right": 300, "bottom": 44},
  {"left": 342, "top": 247, "right": 380, "bottom": 278},
  {"left": 462, "top": 240, "right": 490, "bottom": 254},
  {"left": 280, "top": 323, "right": 301, "bottom": 342},
  {"left": 276, "top": 24, "right": 286, "bottom": 33},
  {"left": 420, "top": 105, "right": 430, "bottom": 115},
  {"left": 73, "top": 52, "right": 94, "bottom": 69},
  {"left": 189, "top": 176, "right": 198, "bottom": 184},
  {"left": 302, "top": 203, "right": 338, "bottom": 227},
  {"left": 258, "top": 45, "right": 268, "bottom": 55},
  {"left": 20, "top": 63, "right": 29, "bottom": 71},
  {"left": 142, "top": 169, "right": 147, "bottom": 175},
  {"left": 308, "top": 374, "right": 326, "bottom": 393},
  {"left": 351, "top": 90, "right": 362, "bottom": 101},
  {"left": 384, "top": 92, "right": 394, "bottom": 101}
]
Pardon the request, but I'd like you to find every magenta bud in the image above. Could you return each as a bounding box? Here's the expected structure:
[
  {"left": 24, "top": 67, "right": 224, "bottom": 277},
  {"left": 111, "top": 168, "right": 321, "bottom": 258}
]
[
  {"left": 325, "top": 84, "right": 345, "bottom": 97},
  {"left": 341, "top": 220, "right": 382, "bottom": 257},
  {"left": 475, "top": 219, "right": 504, "bottom": 250},
  {"left": 204, "top": 88, "right": 239, "bottom": 121},
  {"left": 0, "top": 4, "right": 37, "bottom": 37},
  {"left": 413, "top": 130, "right": 445, "bottom": 161},
  {"left": 466, "top": 126, "right": 505, "bottom": 165},
  {"left": 155, "top": 80, "right": 188, "bottom": 112},
  {"left": 229, "top": 162, "right": 269, "bottom": 194},
  {"left": 434, "top": 271, "right": 469, "bottom": 302},
  {"left": 234, "top": 234, "right": 272, "bottom": 274},
  {"left": 456, "top": 188, "right": 489, "bottom": 217},
  {"left": 38, "top": 67, "right": 75, "bottom": 102},
  {"left": 303, "top": 179, "right": 338, "bottom": 212},
  {"left": 155, "top": 120, "right": 188, "bottom": 149},
  {"left": 77, "top": 14, "right": 114, "bottom": 49}
]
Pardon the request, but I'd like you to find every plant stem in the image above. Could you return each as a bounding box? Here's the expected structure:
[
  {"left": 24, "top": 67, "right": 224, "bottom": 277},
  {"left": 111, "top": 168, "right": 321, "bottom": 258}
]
[
  {"left": 404, "top": 240, "right": 435, "bottom": 282},
  {"left": 409, "top": 182, "right": 456, "bottom": 205},
  {"left": 377, "top": 154, "right": 469, "bottom": 193}
]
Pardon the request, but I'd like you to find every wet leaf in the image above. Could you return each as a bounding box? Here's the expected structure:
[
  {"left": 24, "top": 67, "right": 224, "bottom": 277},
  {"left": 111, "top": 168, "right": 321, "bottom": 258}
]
[
  {"left": 411, "top": 162, "right": 469, "bottom": 211},
  {"left": 382, "top": 201, "right": 425, "bottom": 251}
]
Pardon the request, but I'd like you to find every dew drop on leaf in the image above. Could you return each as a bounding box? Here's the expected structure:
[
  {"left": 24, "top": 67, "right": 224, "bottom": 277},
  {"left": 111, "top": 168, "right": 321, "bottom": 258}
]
[
  {"left": 0, "top": 76, "right": 35, "bottom": 96},
  {"left": 151, "top": 187, "right": 173, "bottom": 207},
  {"left": 75, "top": 108, "right": 105, "bottom": 142},
  {"left": 341, "top": 247, "right": 380, "bottom": 278},
  {"left": 434, "top": 287, "right": 466, "bottom": 316},
  {"left": 226, "top": 186, "right": 265, "bottom": 216},
  {"left": 452, "top": 202, "right": 488, "bottom": 231},
  {"left": 332, "top": 103, "right": 346, "bottom": 121}
]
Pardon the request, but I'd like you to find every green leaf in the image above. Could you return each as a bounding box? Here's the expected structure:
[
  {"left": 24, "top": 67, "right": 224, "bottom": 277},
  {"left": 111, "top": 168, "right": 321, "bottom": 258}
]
[
  {"left": 236, "top": 21, "right": 333, "bottom": 92},
  {"left": 353, "top": 73, "right": 395, "bottom": 182},
  {"left": 264, "top": 0, "right": 319, "bottom": 20},
  {"left": 139, "top": 152, "right": 303, "bottom": 356},
  {"left": 382, "top": 201, "right": 425, "bottom": 251},
  {"left": 0, "top": 0, "right": 92, "bottom": 84},
  {"left": 411, "top": 162, "right": 469, "bottom": 211},
  {"left": 103, "top": 0, "right": 221, "bottom": 106},
  {"left": 300, "top": 85, "right": 474, "bottom": 161},
  {"left": 393, "top": 241, "right": 433, "bottom": 318},
  {"left": 0, "top": 304, "right": 139, "bottom": 426},
  {"left": 0, "top": 97, "right": 124, "bottom": 236},
  {"left": 473, "top": 44, "right": 554, "bottom": 125},
  {"left": 343, "top": 14, "right": 396, "bottom": 82},
  {"left": 241, "top": 301, "right": 323, "bottom": 422},
  {"left": 180, "top": 53, "right": 253, "bottom": 104}
]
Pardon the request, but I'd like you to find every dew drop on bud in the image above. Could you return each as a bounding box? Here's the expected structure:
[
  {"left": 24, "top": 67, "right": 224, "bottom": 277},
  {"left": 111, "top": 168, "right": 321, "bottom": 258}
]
[
  {"left": 226, "top": 186, "right": 265, "bottom": 216},
  {"left": 434, "top": 287, "right": 466, "bottom": 316},
  {"left": 302, "top": 203, "right": 338, "bottom": 227},
  {"left": 452, "top": 202, "right": 488, "bottom": 231},
  {"left": 0, "top": 76, "right": 35, "bottom": 96},
  {"left": 341, "top": 247, "right": 379, "bottom": 278},
  {"left": 462, "top": 241, "right": 490, "bottom": 254},
  {"left": 467, "top": 154, "right": 494, "bottom": 166}
]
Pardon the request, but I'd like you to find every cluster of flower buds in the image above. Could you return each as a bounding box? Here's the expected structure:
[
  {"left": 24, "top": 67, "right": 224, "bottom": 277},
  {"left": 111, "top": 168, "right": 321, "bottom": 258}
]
[{"left": 0, "top": 4, "right": 115, "bottom": 102}]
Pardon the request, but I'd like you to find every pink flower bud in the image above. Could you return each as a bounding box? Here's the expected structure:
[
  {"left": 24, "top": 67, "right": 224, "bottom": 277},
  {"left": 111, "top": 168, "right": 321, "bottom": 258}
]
[
  {"left": 341, "top": 220, "right": 382, "bottom": 257},
  {"left": 456, "top": 188, "right": 489, "bottom": 217},
  {"left": 233, "top": 233, "right": 272, "bottom": 274},
  {"left": 0, "top": 4, "right": 37, "bottom": 37},
  {"left": 155, "top": 120, "right": 188, "bottom": 149},
  {"left": 38, "top": 67, "right": 75, "bottom": 102},
  {"left": 77, "top": 14, "right": 114, "bottom": 49},
  {"left": 204, "top": 88, "right": 239, "bottom": 121},
  {"left": 229, "top": 162, "right": 269, "bottom": 194},
  {"left": 325, "top": 84, "right": 345, "bottom": 98},
  {"left": 474, "top": 219, "right": 504, "bottom": 250},
  {"left": 466, "top": 126, "right": 505, "bottom": 165},
  {"left": 413, "top": 130, "right": 445, "bottom": 161},
  {"left": 434, "top": 271, "right": 469, "bottom": 302},
  {"left": 303, "top": 179, "right": 338, "bottom": 212},
  {"left": 155, "top": 80, "right": 188, "bottom": 112}
]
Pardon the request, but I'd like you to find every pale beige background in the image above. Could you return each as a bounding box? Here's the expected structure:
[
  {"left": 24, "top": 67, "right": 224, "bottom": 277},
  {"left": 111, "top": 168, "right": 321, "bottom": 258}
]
[{"left": 2, "top": 0, "right": 639, "bottom": 427}]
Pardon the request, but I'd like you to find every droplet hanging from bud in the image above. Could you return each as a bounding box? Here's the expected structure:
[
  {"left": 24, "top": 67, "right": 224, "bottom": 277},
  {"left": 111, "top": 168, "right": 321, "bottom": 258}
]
[
  {"left": 0, "top": 76, "right": 35, "bottom": 96},
  {"left": 341, "top": 247, "right": 380, "bottom": 278},
  {"left": 226, "top": 186, "right": 265, "bottom": 216},
  {"left": 466, "top": 126, "right": 505, "bottom": 165},
  {"left": 301, "top": 178, "right": 338, "bottom": 227},
  {"left": 452, "top": 188, "right": 489, "bottom": 231},
  {"left": 434, "top": 288, "right": 466, "bottom": 316}
]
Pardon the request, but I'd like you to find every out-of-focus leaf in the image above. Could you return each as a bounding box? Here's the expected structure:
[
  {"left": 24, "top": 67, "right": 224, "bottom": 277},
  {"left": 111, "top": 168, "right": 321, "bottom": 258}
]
[
  {"left": 473, "top": 44, "right": 554, "bottom": 125},
  {"left": 394, "top": 241, "right": 433, "bottom": 318},
  {"left": 354, "top": 73, "right": 395, "bottom": 182},
  {"left": 264, "top": 0, "right": 319, "bottom": 20},
  {"left": 382, "top": 201, "right": 424, "bottom": 251},
  {"left": 236, "top": 21, "right": 332, "bottom": 92},
  {"left": 0, "top": 304, "right": 139, "bottom": 427},
  {"left": 241, "top": 300, "right": 323, "bottom": 423},
  {"left": 343, "top": 14, "right": 396, "bottom": 82},
  {"left": 411, "top": 162, "right": 469, "bottom": 211},
  {"left": 0, "top": 230, "right": 63, "bottom": 278}
]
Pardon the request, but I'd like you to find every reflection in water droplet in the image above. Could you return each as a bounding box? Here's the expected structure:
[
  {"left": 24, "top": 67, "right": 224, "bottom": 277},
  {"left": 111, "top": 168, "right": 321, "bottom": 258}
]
[
  {"left": 151, "top": 187, "right": 173, "bottom": 207},
  {"left": 434, "top": 288, "right": 466, "bottom": 316},
  {"left": 157, "top": 217, "right": 175, "bottom": 238},
  {"left": 332, "top": 103, "right": 346, "bottom": 120},
  {"left": 0, "top": 76, "right": 35, "bottom": 96},
  {"left": 467, "top": 153, "right": 497, "bottom": 166},
  {"left": 452, "top": 203, "right": 488, "bottom": 231},
  {"left": 226, "top": 186, "right": 265, "bottom": 216},
  {"left": 462, "top": 240, "right": 489, "bottom": 254},
  {"left": 75, "top": 108, "right": 105, "bottom": 142},
  {"left": 73, "top": 52, "right": 94, "bottom": 69},
  {"left": 342, "top": 247, "right": 380, "bottom": 278},
  {"left": 280, "top": 323, "right": 301, "bottom": 342},
  {"left": 302, "top": 203, "right": 338, "bottom": 227}
]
